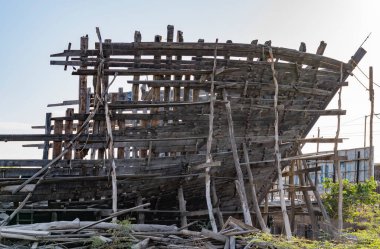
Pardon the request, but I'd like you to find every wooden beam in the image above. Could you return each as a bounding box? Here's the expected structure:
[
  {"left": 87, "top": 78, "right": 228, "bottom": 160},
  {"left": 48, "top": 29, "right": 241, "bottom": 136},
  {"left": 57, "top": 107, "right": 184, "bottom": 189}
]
[
  {"left": 178, "top": 186, "right": 187, "bottom": 228},
  {"left": 298, "top": 138, "right": 344, "bottom": 143},
  {"left": 282, "top": 166, "right": 321, "bottom": 177},
  {"left": 205, "top": 39, "right": 218, "bottom": 233},
  {"left": 51, "top": 42, "right": 352, "bottom": 72},
  {"left": 42, "top": 113, "right": 52, "bottom": 160},
  {"left": 242, "top": 143, "right": 269, "bottom": 233},
  {"left": 191, "top": 161, "right": 221, "bottom": 170},
  {"left": 268, "top": 47, "right": 291, "bottom": 240},
  {"left": 223, "top": 89, "right": 252, "bottom": 226}
]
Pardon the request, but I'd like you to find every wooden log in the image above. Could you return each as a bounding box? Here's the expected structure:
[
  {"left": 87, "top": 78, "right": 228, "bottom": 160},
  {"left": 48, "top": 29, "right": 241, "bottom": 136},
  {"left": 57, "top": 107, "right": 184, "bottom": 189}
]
[
  {"left": 369, "top": 66, "right": 374, "bottom": 178},
  {"left": 242, "top": 143, "right": 269, "bottom": 233},
  {"left": 223, "top": 89, "right": 252, "bottom": 226},
  {"left": 98, "top": 30, "right": 118, "bottom": 221},
  {"left": 211, "top": 179, "right": 224, "bottom": 228},
  {"left": 0, "top": 231, "right": 38, "bottom": 241},
  {"left": 298, "top": 137, "right": 344, "bottom": 143},
  {"left": 200, "top": 228, "right": 227, "bottom": 243},
  {"left": 268, "top": 47, "right": 291, "bottom": 240},
  {"left": 229, "top": 236, "right": 236, "bottom": 249},
  {"left": 72, "top": 203, "right": 150, "bottom": 233},
  {"left": 334, "top": 64, "right": 343, "bottom": 233},
  {"left": 178, "top": 186, "right": 187, "bottom": 227},
  {"left": 205, "top": 39, "right": 218, "bottom": 233},
  {"left": 131, "top": 238, "right": 150, "bottom": 249},
  {"left": 192, "top": 161, "right": 221, "bottom": 170},
  {"left": 136, "top": 194, "right": 145, "bottom": 224},
  {"left": 0, "top": 228, "right": 50, "bottom": 236},
  {"left": 8, "top": 219, "right": 176, "bottom": 232}
]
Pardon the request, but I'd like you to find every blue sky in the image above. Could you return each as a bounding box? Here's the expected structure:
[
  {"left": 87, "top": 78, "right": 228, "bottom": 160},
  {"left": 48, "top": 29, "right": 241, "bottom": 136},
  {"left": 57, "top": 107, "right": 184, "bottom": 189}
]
[{"left": 0, "top": 0, "right": 380, "bottom": 160}]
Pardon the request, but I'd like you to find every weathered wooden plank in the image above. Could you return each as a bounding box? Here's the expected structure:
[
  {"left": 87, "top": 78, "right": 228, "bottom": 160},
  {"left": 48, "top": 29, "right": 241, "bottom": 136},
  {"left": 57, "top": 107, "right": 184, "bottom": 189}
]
[
  {"left": 52, "top": 120, "right": 63, "bottom": 158},
  {"left": 51, "top": 42, "right": 350, "bottom": 70},
  {"left": 282, "top": 166, "right": 321, "bottom": 177},
  {"left": 47, "top": 100, "right": 79, "bottom": 107}
]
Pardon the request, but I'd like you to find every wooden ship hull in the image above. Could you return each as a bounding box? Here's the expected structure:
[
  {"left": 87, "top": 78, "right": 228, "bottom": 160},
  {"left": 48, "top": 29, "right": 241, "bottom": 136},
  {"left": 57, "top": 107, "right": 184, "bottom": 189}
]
[{"left": 0, "top": 26, "right": 365, "bottom": 225}]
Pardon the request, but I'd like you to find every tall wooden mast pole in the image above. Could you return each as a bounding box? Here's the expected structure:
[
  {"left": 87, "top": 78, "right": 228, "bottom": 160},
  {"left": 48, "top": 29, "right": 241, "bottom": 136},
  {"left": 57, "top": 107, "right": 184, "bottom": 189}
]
[
  {"left": 369, "top": 66, "right": 374, "bottom": 178},
  {"left": 334, "top": 64, "right": 344, "bottom": 232}
]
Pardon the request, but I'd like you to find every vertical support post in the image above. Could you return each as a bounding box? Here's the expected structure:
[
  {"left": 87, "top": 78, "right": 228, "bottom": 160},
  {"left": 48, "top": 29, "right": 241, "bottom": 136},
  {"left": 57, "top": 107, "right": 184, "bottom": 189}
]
[
  {"left": 289, "top": 160, "right": 296, "bottom": 232},
  {"left": 364, "top": 115, "right": 368, "bottom": 148},
  {"left": 334, "top": 63, "right": 344, "bottom": 232},
  {"left": 296, "top": 158, "right": 318, "bottom": 239},
  {"left": 174, "top": 29, "right": 183, "bottom": 115},
  {"left": 132, "top": 31, "right": 141, "bottom": 158},
  {"left": 268, "top": 47, "right": 291, "bottom": 239},
  {"left": 52, "top": 120, "right": 63, "bottom": 159},
  {"left": 64, "top": 108, "right": 74, "bottom": 160},
  {"left": 263, "top": 194, "right": 269, "bottom": 227},
  {"left": 193, "top": 39, "right": 204, "bottom": 102},
  {"left": 77, "top": 35, "right": 89, "bottom": 160},
  {"left": 136, "top": 194, "right": 145, "bottom": 224},
  {"left": 42, "top": 113, "right": 52, "bottom": 160},
  {"left": 184, "top": 75, "right": 191, "bottom": 102},
  {"left": 369, "top": 66, "right": 374, "bottom": 178},
  {"left": 79, "top": 35, "right": 89, "bottom": 115},
  {"left": 298, "top": 149, "right": 335, "bottom": 237},
  {"left": 149, "top": 35, "right": 162, "bottom": 157},
  {"left": 223, "top": 89, "right": 252, "bottom": 226},
  {"left": 178, "top": 186, "right": 188, "bottom": 227},
  {"left": 211, "top": 179, "right": 224, "bottom": 228},
  {"left": 205, "top": 39, "right": 218, "bottom": 233},
  {"left": 242, "top": 143, "right": 269, "bottom": 232},
  {"left": 317, "top": 127, "right": 320, "bottom": 153},
  {"left": 163, "top": 26, "right": 173, "bottom": 126},
  {"left": 117, "top": 88, "right": 126, "bottom": 159}
]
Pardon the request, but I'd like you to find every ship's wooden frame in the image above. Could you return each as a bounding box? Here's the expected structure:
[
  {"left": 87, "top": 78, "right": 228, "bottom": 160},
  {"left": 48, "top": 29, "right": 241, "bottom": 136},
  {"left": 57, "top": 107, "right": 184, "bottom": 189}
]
[{"left": 0, "top": 25, "right": 366, "bottom": 226}]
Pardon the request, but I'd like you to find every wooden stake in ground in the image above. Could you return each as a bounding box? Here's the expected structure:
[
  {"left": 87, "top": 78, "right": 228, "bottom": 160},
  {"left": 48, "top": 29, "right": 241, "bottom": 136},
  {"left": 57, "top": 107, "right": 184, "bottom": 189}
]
[{"left": 268, "top": 47, "right": 292, "bottom": 240}]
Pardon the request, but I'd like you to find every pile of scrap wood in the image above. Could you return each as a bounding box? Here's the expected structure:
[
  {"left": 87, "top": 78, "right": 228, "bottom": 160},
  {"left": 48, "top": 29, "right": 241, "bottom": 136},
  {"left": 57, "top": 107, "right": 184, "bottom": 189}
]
[{"left": 0, "top": 216, "right": 270, "bottom": 249}]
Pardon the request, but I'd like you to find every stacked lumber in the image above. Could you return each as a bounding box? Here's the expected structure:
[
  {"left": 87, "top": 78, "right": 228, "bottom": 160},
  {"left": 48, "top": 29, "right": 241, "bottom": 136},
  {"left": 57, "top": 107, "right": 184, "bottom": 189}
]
[{"left": 0, "top": 217, "right": 267, "bottom": 249}]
